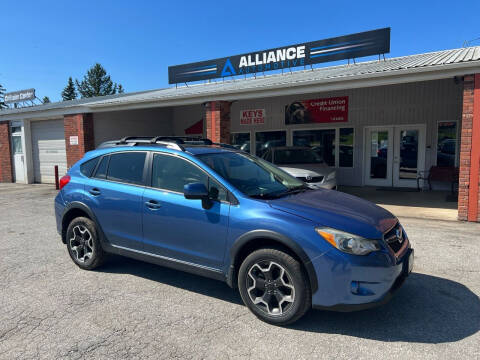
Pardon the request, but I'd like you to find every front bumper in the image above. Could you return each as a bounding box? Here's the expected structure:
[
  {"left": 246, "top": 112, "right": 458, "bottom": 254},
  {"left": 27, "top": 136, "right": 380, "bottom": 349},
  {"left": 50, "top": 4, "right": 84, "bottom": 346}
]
[{"left": 310, "top": 245, "right": 413, "bottom": 311}]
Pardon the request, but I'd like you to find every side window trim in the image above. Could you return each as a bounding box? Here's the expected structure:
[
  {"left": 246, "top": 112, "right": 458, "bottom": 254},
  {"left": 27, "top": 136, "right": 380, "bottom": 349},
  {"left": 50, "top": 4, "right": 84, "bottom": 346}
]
[{"left": 149, "top": 151, "right": 231, "bottom": 204}]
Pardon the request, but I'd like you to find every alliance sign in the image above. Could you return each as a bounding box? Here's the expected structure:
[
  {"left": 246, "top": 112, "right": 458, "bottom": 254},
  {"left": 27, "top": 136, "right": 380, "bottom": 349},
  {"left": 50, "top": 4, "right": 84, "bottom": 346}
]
[{"left": 169, "top": 28, "right": 390, "bottom": 84}]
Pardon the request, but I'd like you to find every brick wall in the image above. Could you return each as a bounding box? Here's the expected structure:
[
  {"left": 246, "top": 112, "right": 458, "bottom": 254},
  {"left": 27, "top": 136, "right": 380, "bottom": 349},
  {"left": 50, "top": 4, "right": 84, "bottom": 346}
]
[
  {"left": 0, "top": 122, "right": 13, "bottom": 183},
  {"left": 205, "top": 101, "right": 231, "bottom": 143},
  {"left": 458, "top": 74, "right": 480, "bottom": 222},
  {"left": 64, "top": 113, "right": 94, "bottom": 168}
]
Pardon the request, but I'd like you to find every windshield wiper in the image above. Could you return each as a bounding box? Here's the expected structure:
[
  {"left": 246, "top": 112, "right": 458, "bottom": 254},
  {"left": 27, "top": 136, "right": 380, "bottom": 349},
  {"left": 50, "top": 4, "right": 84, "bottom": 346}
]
[
  {"left": 250, "top": 186, "right": 310, "bottom": 200},
  {"left": 249, "top": 193, "right": 282, "bottom": 200}
]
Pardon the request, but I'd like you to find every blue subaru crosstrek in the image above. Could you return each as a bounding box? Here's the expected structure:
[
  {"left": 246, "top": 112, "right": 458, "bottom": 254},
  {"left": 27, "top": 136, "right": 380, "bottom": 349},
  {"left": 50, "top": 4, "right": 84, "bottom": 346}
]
[{"left": 55, "top": 136, "right": 414, "bottom": 325}]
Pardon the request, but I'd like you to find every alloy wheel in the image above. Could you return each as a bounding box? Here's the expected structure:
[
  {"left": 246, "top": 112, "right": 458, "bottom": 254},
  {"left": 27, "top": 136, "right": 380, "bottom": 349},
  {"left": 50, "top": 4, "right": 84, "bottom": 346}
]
[
  {"left": 69, "top": 225, "right": 94, "bottom": 263},
  {"left": 246, "top": 261, "right": 295, "bottom": 316}
]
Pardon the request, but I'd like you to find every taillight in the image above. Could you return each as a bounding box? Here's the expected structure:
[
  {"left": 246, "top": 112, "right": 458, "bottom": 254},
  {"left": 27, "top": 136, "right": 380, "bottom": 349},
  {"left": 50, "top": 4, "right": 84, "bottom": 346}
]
[{"left": 59, "top": 175, "right": 71, "bottom": 190}]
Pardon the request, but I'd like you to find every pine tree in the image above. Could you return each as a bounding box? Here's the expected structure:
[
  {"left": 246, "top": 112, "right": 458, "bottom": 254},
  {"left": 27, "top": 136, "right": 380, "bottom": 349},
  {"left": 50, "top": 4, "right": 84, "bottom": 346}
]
[
  {"left": 75, "top": 63, "right": 119, "bottom": 98},
  {"left": 42, "top": 96, "right": 51, "bottom": 104},
  {"left": 61, "top": 77, "right": 77, "bottom": 101},
  {"left": 0, "top": 83, "right": 7, "bottom": 109},
  {"left": 117, "top": 84, "right": 124, "bottom": 94}
]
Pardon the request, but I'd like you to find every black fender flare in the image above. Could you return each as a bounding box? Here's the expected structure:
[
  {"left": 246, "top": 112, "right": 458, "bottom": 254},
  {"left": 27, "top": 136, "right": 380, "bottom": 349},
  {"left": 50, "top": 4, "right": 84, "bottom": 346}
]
[
  {"left": 61, "top": 201, "right": 109, "bottom": 247},
  {"left": 228, "top": 230, "right": 318, "bottom": 293}
]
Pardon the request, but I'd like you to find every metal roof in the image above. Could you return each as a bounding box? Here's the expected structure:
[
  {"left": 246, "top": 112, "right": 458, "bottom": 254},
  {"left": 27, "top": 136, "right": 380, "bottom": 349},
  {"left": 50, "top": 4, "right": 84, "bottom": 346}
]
[{"left": 1, "top": 46, "right": 479, "bottom": 118}]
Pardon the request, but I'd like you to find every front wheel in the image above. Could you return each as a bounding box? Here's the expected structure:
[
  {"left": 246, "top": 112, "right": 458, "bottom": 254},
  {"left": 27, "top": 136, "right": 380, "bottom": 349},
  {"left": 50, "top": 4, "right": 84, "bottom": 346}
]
[{"left": 238, "top": 248, "right": 311, "bottom": 325}]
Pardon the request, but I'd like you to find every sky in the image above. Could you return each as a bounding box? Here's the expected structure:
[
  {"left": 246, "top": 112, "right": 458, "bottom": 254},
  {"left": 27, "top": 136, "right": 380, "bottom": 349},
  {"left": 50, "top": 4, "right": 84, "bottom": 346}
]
[{"left": 1, "top": 0, "right": 479, "bottom": 102}]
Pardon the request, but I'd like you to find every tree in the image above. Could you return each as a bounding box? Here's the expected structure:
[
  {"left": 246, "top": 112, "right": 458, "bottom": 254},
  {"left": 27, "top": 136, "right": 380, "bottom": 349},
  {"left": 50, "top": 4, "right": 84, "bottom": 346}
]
[
  {"left": 75, "top": 63, "right": 120, "bottom": 98},
  {"left": 61, "top": 77, "right": 77, "bottom": 101},
  {"left": 42, "top": 96, "right": 51, "bottom": 104},
  {"left": 118, "top": 84, "right": 124, "bottom": 94},
  {"left": 0, "top": 83, "right": 7, "bottom": 109}
]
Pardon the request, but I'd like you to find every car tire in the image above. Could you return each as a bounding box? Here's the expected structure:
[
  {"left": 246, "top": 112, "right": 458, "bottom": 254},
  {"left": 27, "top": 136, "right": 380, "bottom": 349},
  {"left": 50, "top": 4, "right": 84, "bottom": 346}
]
[
  {"left": 238, "top": 248, "right": 311, "bottom": 325},
  {"left": 66, "top": 217, "right": 107, "bottom": 270}
]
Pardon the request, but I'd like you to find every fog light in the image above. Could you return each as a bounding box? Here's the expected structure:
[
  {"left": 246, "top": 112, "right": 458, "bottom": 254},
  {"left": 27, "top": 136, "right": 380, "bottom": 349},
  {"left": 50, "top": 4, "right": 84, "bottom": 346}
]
[
  {"left": 351, "top": 281, "right": 359, "bottom": 294},
  {"left": 350, "top": 281, "right": 375, "bottom": 296}
]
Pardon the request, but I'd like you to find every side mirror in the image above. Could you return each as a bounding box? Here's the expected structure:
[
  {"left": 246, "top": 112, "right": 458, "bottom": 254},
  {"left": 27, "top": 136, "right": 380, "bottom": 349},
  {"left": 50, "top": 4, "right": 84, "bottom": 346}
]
[{"left": 184, "top": 183, "right": 208, "bottom": 200}]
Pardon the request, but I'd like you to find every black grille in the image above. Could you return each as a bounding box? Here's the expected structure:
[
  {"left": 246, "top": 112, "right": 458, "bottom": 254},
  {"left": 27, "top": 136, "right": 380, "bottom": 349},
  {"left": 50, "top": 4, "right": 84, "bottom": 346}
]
[
  {"left": 297, "top": 176, "right": 324, "bottom": 183},
  {"left": 384, "top": 223, "right": 406, "bottom": 254}
]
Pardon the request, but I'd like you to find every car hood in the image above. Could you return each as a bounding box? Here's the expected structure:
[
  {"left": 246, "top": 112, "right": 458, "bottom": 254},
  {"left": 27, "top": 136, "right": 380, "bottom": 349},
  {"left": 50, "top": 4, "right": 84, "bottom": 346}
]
[
  {"left": 268, "top": 189, "right": 396, "bottom": 239},
  {"left": 279, "top": 165, "right": 332, "bottom": 177}
]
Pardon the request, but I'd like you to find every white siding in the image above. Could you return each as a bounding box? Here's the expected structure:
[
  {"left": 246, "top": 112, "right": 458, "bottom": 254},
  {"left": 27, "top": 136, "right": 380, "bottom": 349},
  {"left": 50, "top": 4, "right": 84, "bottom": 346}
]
[
  {"left": 31, "top": 119, "right": 67, "bottom": 183},
  {"left": 230, "top": 79, "right": 463, "bottom": 186}
]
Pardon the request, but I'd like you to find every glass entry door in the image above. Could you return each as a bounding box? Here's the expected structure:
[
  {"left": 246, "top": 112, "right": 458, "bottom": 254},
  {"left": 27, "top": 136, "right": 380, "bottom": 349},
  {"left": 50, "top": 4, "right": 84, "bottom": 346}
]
[
  {"left": 393, "top": 125, "right": 425, "bottom": 187},
  {"left": 365, "top": 127, "right": 393, "bottom": 187},
  {"left": 365, "top": 125, "right": 425, "bottom": 188}
]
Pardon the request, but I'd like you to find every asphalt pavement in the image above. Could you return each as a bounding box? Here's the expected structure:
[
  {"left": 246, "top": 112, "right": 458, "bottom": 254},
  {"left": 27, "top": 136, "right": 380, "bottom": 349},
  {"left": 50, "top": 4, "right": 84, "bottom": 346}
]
[{"left": 0, "top": 183, "right": 479, "bottom": 359}]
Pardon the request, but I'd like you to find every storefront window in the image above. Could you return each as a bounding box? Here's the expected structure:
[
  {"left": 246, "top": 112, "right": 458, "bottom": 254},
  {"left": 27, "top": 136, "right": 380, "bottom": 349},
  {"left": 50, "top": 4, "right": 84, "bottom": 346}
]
[
  {"left": 293, "top": 129, "right": 336, "bottom": 166},
  {"left": 255, "top": 131, "right": 286, "bottom": 156},
  {"left": 339, "top": 128, "right": 354, "bottom": 167},
  {"left": 437, "top": 121, "right": 457, "bottom": 167},
  {"left": 230, "top": 133, "right": 250, "bottom": 152}
]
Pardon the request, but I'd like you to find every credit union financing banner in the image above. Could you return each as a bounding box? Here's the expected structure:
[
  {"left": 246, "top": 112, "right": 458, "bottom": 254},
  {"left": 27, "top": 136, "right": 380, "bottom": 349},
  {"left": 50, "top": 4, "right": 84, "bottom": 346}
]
[
  {"left": 168, "top": 28, "right": 390, "bottom": 84},
  {"left": 285, "top": 97, "right": 348, "bottom": 125}
]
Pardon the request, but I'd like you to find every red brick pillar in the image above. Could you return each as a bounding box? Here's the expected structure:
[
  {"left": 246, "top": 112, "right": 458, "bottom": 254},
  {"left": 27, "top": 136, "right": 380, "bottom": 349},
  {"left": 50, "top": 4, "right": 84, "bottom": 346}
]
[
  {"left": 0, "top": 122, "right": 13, "bottom": 183},
  {"left": 458, "top": 74, "right": 480, "bottom": 222},
  {"left": 204, "top": 101, "right": 231, "bottom": 143},
  {"left": 64, "top": 113, "right": 94, "bottom": 168}
]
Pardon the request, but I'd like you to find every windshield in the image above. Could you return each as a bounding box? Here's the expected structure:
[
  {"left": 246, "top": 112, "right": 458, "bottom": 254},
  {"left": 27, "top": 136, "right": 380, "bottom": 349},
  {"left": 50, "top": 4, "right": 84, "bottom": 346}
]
[
  {"left": 196, "top": 152, "right": 306, "bottom": 198},
  {"left": 274, "top": 148, "right": 324, "bottom": 165}
]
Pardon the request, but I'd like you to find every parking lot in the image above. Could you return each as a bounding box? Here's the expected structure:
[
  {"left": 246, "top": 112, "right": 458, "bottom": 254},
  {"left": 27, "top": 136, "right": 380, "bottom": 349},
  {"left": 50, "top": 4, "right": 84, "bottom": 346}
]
[{"left": 0, "top": 184, "right": 479, "bottom": 360}]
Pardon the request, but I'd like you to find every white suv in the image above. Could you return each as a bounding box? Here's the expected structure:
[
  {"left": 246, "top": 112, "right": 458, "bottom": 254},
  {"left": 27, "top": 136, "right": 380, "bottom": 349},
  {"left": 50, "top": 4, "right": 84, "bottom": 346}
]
[{"left": 262, "top": 146, "right": 337, "bottom": 190}]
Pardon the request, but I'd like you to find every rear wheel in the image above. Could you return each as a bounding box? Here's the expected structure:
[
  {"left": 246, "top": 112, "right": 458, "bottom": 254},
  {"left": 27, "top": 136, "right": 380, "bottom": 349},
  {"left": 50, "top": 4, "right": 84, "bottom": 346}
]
[
  {"left": 238, "top": 248, "right": 311, "bottom": 325},
  {"left": 66, "top": 217, "right": 106, "bottom": 270}
]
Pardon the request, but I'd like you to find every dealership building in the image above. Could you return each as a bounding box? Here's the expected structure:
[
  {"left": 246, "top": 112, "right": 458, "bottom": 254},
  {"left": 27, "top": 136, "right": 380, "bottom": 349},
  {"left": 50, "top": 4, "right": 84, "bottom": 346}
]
[{"left": 0, "top": 30, "right": 479, "bottom": 221}]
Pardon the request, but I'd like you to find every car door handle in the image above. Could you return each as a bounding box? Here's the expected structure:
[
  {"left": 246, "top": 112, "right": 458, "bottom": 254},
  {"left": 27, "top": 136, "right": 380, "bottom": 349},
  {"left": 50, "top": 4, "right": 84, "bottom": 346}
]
[
  {"left": 145, "top": 200, "right": 161, "bottom": 210},
  {"left": 89, "top": 188, "right": 101, "bottom": 196}
]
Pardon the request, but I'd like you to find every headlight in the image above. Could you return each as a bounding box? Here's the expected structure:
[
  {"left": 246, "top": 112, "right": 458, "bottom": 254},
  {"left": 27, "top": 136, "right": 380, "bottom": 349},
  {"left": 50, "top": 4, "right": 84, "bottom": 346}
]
[
  {"left": 326, "top": 171, "right": 336, "bottom": 181},
  {"left": 315, "top": 227, "right": 381, "bottom": 255}
]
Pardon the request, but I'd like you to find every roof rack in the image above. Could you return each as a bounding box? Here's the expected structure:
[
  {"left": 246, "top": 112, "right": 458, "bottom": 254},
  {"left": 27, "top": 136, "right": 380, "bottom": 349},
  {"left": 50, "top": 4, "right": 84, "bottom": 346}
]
[
  {"left": 96, "top": 135, "right": 216, "bottom": 151},
  {"left": 149, "top": 136, "right": 213, "bottom": 145}
]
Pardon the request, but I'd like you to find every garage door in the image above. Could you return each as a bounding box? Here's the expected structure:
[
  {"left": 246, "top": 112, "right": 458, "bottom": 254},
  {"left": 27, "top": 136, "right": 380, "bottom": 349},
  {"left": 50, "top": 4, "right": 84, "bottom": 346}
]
[{"left": 31, "top": 119, "right": 67, "bottom": 183}]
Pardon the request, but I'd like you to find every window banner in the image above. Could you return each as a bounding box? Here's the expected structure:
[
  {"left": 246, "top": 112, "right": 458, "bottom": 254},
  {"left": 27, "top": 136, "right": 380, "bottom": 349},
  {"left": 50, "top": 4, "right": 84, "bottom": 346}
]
[
  {"left": 285, "top": 96, "right": 348, "bottom": 124},
  {"left": 240, "top": 109, "right": 265, "bottom": 125}
]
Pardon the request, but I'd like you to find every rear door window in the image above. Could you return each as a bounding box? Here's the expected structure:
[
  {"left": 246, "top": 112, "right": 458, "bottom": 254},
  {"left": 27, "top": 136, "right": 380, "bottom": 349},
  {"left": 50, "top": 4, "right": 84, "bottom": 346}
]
[{"left": 106, "top": 152, "right": 147, "bottom": 185}]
